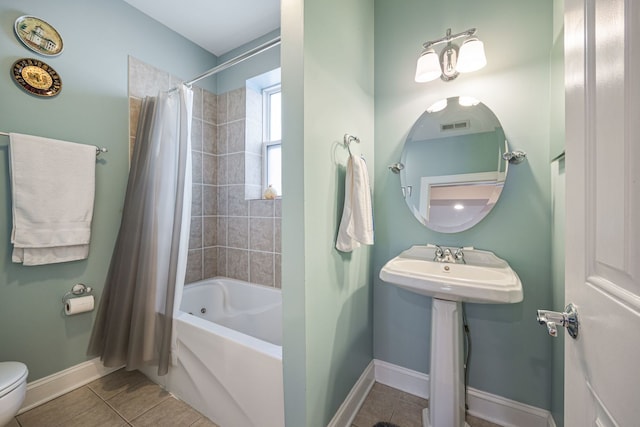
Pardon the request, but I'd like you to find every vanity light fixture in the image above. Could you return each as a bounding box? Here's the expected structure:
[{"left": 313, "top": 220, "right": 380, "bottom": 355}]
[{"left": 415, "top": 28, "right": 487, "bottom": 83}]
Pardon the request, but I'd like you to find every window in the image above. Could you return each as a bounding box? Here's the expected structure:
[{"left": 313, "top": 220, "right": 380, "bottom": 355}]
[{"left": 263, "top": 84, "right": 281, "bottom": 197}]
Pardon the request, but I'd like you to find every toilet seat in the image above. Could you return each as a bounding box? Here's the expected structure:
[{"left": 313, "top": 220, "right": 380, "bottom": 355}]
[{"left": 0, "top": 362, "right": 28, "bottom": 399}]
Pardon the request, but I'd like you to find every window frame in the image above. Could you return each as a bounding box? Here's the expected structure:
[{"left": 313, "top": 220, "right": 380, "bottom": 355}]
[{"left": 262, "top": 83, "right": 282, "bottom": 197}]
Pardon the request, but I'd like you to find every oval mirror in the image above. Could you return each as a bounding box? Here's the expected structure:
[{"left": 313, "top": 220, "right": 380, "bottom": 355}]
[{"left": 400, "top": 96, "right": 508, "bottom": 233}]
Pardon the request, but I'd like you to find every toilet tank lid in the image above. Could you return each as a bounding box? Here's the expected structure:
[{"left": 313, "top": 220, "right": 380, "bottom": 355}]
[{"left": 0, "top": 362, "right": 28, "bottom": 395}]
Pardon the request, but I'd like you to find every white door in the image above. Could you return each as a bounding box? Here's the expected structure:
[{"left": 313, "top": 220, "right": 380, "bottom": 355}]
[{"left": 564, "top": 0, "right": 640, "bottom": 425}]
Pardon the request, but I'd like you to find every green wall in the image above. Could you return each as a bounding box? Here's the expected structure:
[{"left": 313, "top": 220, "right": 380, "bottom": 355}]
[
  {"left": 216, "top": 29, "right": 281, "bottom": 94},
  {"left": 373, "top": 0, "right": 555, "bottom": 411},
  {"left": 281, "top": 0, "right": 375, "bottom": 425},
  {"left": 0, "top": 0, "right": 216, "bottom": 381},
  {"left": 549, "top": 0, "right": 565, "bottom": 162}
]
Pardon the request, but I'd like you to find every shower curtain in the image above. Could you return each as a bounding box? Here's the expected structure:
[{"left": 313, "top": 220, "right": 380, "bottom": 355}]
[{"left": 88, "top": 85, "right": 193, "bottom": 376}]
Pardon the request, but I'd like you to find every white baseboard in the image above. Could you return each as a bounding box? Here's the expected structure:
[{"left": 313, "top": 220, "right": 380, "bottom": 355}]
[
  {"left": 332, "top": 359, "right": 556, "bottom": 427},
  {"left": 465, "top": 387, "right": 553, "bottom": 427},
  {"left": 19, "top": 358, "right": 121, "bottom": 414},
  {"left": 373, "top": 359, "right": 429, "bottom": 399},
  {"left": 327, "top": 361, "right": 375, "bottom": 427}
]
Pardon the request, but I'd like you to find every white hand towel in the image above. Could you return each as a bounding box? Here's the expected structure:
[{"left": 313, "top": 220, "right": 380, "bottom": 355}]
[
  {"left": 9, "top": 133, "right": 96, "bottom": 265},
  {"left": 336, "top": 154, "right": 374, "bottom": 252}
]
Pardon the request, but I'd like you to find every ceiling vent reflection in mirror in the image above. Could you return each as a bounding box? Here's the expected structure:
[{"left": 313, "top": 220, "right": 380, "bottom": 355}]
[{"left": 441, "top": 120, "right": 469, "bottom": 132}]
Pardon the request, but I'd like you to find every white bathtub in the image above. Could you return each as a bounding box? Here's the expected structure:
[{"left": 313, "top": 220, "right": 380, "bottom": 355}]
[{"left": 142, "top": 277, "right": 284, "bottom": 427}]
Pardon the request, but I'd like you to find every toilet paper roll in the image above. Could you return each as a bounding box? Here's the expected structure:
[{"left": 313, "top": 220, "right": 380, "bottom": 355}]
[{"left": 65, "top": 295, "right": 94, "bottom": 315}]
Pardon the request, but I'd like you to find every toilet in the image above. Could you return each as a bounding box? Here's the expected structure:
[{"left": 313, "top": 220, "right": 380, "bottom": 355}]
[{"left": 0, "top": 362, "right": 28, "bottom": 427}]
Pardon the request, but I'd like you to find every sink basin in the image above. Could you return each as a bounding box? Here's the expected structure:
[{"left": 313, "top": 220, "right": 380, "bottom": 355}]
[
  {"left": 379, "top": 245, "right": 523, "bottom": 426},
  {"left": 379, "top": 245, "right": 522, "bottom": 303}
]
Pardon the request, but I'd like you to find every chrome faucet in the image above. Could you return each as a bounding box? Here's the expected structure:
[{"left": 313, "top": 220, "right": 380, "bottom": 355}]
[{"left": 434, "top": 246, "right": 465, "bottom": 263}]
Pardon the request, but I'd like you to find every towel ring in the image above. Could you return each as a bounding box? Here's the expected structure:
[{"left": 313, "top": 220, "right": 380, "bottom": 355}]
[{"left": 343, "top": 134, "right": 360, "bottom": 156}]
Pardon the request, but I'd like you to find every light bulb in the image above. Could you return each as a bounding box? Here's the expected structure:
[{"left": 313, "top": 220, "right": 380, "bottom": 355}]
[
  {"left": 456, "top": 38, "right": 487, "bottom": 73},
  {"left": 427, "top": 99, "right": 448, "bottom": 113},
  {"left": 415, "top": 49, "right": 441, "bottom": 82},
  {"left": 458, "top": 96, "right": 480, "bottom": 107}
]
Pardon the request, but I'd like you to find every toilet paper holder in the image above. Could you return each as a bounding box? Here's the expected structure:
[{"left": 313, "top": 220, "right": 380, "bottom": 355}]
[{"left": 62, "top": 283, "right": 93, "bottom": 303}]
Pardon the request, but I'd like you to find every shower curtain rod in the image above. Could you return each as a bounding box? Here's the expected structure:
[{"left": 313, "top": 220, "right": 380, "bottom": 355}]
[{"left": 183, "top": 36, "right": 281, "bottom": 87}]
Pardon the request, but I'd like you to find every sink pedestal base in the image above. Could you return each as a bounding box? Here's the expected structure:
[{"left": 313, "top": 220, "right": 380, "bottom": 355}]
[{"left": 423, "top": 298, "right": 469, "bottom": 427}]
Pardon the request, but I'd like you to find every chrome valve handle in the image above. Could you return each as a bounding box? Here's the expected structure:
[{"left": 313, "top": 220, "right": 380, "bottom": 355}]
[
  {"left": 503, "top": 150, "right": 527, "bottom": 164},
  {"left": 434, "top": 245, "right": 444, "bottom": 260},
  {"left": 537, "top": 303, "right": 579, "bottom": 339}
]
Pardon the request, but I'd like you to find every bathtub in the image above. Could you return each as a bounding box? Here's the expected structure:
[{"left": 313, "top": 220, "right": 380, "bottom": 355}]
[{"left": 142, "top": 277, "right": 284, "bottom": 427}]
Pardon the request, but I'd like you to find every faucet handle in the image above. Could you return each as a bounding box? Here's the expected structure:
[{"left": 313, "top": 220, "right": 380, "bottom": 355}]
[
  {"left": 434, "top": 245, "right": 444, "bottom": 260},
  {"left": 454, "top": 247, "right": 465, "bottom": 262}
]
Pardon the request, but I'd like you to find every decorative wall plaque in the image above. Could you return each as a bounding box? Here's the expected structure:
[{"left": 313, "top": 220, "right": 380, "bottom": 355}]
[
  {"left": 14, "top": 15, "right": 64, "bottom": 56},
  {"left": 11, "top": 58, "right": 62, "bottom": 97}
]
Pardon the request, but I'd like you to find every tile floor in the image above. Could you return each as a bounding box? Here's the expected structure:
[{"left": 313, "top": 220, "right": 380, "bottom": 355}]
[
  {"left": 351, "top": 382, "right": 502, "bottom": 427},
  {"left": 9, "top": 369, "right": 501, "bottom": 427},
  {"left": 10, "top": 369, "right": 218, "bottom": 427}
]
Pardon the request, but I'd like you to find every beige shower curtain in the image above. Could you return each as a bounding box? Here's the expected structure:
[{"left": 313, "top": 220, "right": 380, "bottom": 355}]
[{"left": 88, "top": 85, "right": 192, "bottom": 376}]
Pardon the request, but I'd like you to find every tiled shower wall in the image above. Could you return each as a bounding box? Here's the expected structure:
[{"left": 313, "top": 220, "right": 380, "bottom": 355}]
[{"left": 128, "top": 57, "right": 281, "bottom": 289}]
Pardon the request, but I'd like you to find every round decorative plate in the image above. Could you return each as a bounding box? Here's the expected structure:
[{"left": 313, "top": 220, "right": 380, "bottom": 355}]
[
  {"left": 11, "top": 58, "right": 62, "bottom": 97},
  {"left": 14, "top": 15, "right": 64, "bottom": 56}
]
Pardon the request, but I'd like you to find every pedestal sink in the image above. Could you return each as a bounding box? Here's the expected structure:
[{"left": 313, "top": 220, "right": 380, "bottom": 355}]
[{"left": 379, "top": 245, "right": 522, "bottom": 427}]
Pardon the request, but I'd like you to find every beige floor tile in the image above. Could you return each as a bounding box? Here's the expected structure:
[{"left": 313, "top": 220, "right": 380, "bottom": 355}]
[
  {"left": 17, "top": 386, "right": 103, "bottom": 427},
  {"left": 351, "top": 411, "right": 381, "bottom": 427},
  {"left": 106, "top": 377, "right": 170, "bottom": 420},
  {"left": 399, "top": 392, "right": 428, "bottom": 408},
  {"left": 62, "top": 400, "right": 128, "bottom": 427},
  {"left": 356, "top": 387, "right": 398, "bottom": 422},
  {"left": 371, "top": 382, "right": 408, "bottom": 400},
  {"left": 466, "top": 413, "right": 503, "bottom": 427},
  {"left": 390, "top": 399, "right": 424, "bottom": 427},
  {"left": 190, "top": 416, "right": 221, "bottom": 427},
  {"left": 88, "top": 368, "right": 148, "bottom": 400},
  {"left": 131, "top": 397, "right": 202, "bottom": 426},
  {"left": 14, "top": 373, "right": 503, "bottom": 427}
]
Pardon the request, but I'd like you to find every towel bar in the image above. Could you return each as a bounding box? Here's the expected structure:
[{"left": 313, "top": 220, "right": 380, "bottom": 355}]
[{"left": 0, "top": 131, "right": 108, "bottom": 156}]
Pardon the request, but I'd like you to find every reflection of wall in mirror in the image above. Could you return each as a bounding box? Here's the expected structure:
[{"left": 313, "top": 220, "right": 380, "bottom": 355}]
[
  {"left": 406, "top": 128, "right": 504, "bottom": 178},
  {"left": 403, "top": 129, "right": 506, "bottom": 204},
  {"left": 418, "top": 172, "right": 505, "bottom": 227}
]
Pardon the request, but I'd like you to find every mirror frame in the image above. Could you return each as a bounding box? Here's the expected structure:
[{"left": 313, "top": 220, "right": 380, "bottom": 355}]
[{"left": 399, "top": 96, "right": 509, "bottom": 233}]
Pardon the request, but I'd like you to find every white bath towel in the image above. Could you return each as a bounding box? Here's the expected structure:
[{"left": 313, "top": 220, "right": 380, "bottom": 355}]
[
  {"left": 336, "top": 154, "right": 374, "bottom": 252},
  {"left": 9, "top": 133, "right": 96, "bottom": 265}
]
